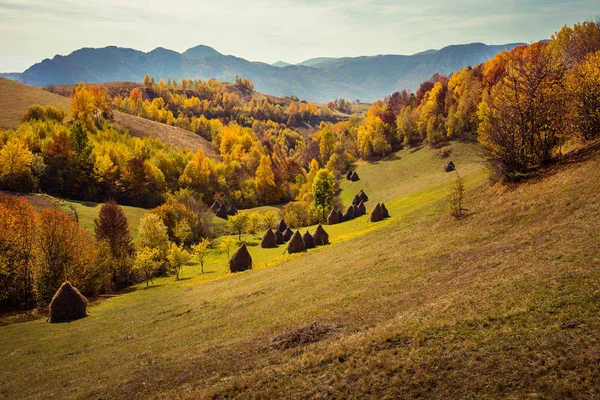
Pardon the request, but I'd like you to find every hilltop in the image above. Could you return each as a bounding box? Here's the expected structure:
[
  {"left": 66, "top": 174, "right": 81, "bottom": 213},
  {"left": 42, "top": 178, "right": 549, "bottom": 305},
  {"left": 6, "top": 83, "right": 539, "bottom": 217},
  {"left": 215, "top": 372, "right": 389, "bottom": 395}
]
[
  {"left": 0, "top": 78, "right": 217, "bottom": 155},
  {"left": 6, "top": 42, "right": 523, "bottom": 102},
  {"left": 1, "top": 138, "right": 598, "bottom": 398}
]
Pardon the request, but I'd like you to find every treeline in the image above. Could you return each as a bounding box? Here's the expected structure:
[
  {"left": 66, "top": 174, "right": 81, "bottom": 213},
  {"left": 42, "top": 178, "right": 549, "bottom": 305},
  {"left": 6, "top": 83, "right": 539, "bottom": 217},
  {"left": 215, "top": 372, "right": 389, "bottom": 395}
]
[
  {"left": 353, "top": 19, "right": 600, "bottom": 180},
  {"left": 113, "top": 76, "right": 328, "bottom": 138}
]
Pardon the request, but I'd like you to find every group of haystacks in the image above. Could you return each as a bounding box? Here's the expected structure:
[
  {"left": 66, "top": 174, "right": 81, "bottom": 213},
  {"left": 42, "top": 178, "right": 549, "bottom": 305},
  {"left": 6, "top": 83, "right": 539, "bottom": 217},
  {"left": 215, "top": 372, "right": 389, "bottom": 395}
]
[
  {"left": 370, "top": 202, "right": 390, "bottom": 222},
  {"left": 327, "top": 189, "right": 369, "bottom": 224},
  {"left": 260, "top": 219, "right": 330, "bottom": 254},
  {"left": 210, "top": 201, "right": 238, "bottom": 220},
  {"left": 346, "top": 170, "right": 360, "bottom": 182}
]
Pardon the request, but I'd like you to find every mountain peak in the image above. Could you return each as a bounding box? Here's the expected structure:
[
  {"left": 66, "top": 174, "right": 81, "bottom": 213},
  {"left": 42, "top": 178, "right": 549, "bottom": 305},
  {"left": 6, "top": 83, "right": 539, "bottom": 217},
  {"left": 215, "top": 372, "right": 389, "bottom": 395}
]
[{"left": 182, "top": 45, "right": 222, "bottom": 60}]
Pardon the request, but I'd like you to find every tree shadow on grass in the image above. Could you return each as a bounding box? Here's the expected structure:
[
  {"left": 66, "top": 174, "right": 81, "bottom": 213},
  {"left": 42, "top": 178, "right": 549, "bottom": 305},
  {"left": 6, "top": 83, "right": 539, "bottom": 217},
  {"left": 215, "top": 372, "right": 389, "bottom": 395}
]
[{"left": 142, "top": 284, "right": 165, "bottom": 290}]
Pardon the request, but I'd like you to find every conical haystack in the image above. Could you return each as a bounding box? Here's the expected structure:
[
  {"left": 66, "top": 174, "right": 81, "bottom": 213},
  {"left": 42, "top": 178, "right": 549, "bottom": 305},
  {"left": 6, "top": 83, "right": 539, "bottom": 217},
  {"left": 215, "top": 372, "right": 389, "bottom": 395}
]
[
  {"left": 278, "top": 219, "right": 288, "bottom": 233},
  {"left": 261, "top": 229, "right": 278, "bottom": 248},
  {"left": 302, "top": 231, "right": 315, "bottom": 249},
  {"left": 346, "top": 170, "right": 353, "bottom": 180},
  {"left": 358, "top": 201, "right": 366, "bottom": 215},
  {"left": 312, "top": 223, "right": 329, "bottom": 246},
  {"left": 359, "top": 190, "right": 369, "bottom": 202},
  {"left": 370, "top": 203, "right": 384, "bottom": 222},
  {"left": 353, "top": 205, "right": 361, "bottom": 217},
  {"left": 352, "top": 194, "right": 361, "bottom": 206},
  {"left": 229, "top": 243, "right": 252, "bottom": 273},
  {"left": 351, "top": 171, "right": 360, "bottom": 182},
  {"left": 49, "top": 281, "right": 88, "bottom": 323},
  {"left": 275, "top": 230, "right": 285, "bottom": 245},
  {"left": 283, "top": 227, "right": 294, "bottom": 242},
  {"left": 286, "top": 231, "right": 306, "bottom": 254},
  {"left": 445, "top": 161, "right": 455, "bottom": 172},
  {"left": 210, "top": 201, "right": 220, "bottom": 213},
  {"left": 327, "top": 208, "right": 339, "bottom": 225},
  {"left": 216, "top": 203, "right": 228, "bottom": 219},
  {"left": 344, "top": 205, "right": 355, "bottom": 220},
  {"left": 337, "top": 210, "right": 345, "bottom": 223},
  {"left": 381, "top": 203, "right": 390, "bottom": 218},
  {"left": 227, "top": 205, "right": 238, "bottom": 216}
]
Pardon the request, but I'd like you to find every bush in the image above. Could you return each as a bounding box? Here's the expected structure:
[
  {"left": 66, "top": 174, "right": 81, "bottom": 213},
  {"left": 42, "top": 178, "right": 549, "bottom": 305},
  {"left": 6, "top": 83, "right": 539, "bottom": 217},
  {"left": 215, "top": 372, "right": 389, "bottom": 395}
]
[{"left": 281, "top": 201, "right": 319, "bottom": 228}]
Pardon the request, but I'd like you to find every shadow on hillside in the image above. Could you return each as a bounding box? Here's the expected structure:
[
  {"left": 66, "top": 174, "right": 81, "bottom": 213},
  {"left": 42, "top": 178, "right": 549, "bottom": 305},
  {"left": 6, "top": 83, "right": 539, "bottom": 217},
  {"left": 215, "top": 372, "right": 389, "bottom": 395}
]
[{"left": 69, "top": 199, "right": 98, "bottom": 208}]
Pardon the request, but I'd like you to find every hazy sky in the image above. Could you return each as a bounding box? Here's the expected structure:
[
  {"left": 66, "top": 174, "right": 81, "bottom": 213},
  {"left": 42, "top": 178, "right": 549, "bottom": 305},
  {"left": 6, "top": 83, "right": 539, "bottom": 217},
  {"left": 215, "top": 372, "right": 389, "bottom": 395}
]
[{"left": 0, "top": 0, "right": 597, "bottom": 72}]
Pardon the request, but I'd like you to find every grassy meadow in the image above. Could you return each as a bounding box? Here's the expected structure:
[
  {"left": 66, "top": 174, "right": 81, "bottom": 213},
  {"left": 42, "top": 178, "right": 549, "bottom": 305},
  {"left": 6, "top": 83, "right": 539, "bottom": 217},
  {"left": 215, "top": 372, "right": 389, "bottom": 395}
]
[{"left": 2, "top": 140, "right": 598, "bottom": 398}]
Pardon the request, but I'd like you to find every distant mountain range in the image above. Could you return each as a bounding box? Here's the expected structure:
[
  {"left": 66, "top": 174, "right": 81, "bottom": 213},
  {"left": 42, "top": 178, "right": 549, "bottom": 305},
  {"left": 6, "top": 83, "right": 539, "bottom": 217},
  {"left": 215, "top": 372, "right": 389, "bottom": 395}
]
[{"left": 2, "top": 42, "right": 524, "bottom": 102}]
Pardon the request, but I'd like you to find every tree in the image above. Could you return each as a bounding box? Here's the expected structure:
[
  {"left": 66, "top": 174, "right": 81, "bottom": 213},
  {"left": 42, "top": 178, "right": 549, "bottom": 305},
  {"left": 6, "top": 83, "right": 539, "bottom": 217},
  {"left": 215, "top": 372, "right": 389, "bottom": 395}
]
[
  {"left": 246, "top": 212, "right": 261, "bottom": 235},
  {"left": 319, "top": 126, "right": 337, "bottom": 165},
  {"left": 0, "top": 137, "right": 34, "bottom": 192},
  {"left": 94, "top": 201, "right": 133, "bottom": 288},
  {"left": 566, "top": 50, "right": 600, "bottom": 140},
  {"left": 478, "top": 43, "right": 566, "bottom": 181},
  {"left": 134, "top": 247, "right": 160, "bottom": 286},
  {"left": 36, "top": 209, "right": 99, "bottom": 304},
  {"left": 255, "top": 155, "right": 277, "bottom": 203},
  {"left": 167, "top": 243, "right": 190, "bottom": 280},
  {"left": 174, "top": 220, "right": 193, "bottom": 246},
  {"left": 448, "top": 171, "right": 465, "bottom": 219},
  {"left": 137, "top": 213, "right": 170, "bottom": 274},
  {"left": 0, "top": 196, "right": 38, "bottom": 309},
  {"left": 219, "top": 237, "right": 236, "bottom": 260},
  {"left": 312, "top": 168, "right": 336, "bottom": 221},
  {"left": 192, "top": 238, "right": 211, "bottom": 274},
  {"left": 229, "top": 213, "right": 249, "bottom": 240},
  {"left": 262, "top": 210, "right": 277, "bottom": 229}
]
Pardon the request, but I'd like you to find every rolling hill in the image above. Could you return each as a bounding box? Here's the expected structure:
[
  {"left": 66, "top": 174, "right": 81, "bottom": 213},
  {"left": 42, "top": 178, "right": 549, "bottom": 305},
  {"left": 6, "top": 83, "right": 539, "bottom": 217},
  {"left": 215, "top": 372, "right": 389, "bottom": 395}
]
[
  {"left": 0, "top": 77, "right": 71, "bottom": 129},
  {"left": 0, "top": 78, "right": 217, "bottom": 155},
  {"left": 7, "top": 42, "right": 524, "bottom": 102},
  {"left": 1, "top": 139, "right": 598, "bottom": 398}
]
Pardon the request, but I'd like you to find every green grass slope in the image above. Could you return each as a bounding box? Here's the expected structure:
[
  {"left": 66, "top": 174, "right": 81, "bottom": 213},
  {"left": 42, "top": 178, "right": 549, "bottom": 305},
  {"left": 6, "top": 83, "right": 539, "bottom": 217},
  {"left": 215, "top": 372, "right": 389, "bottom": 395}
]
[
  {"left": 0, "top": 77, "right": 71, "bottom": 129},
  {"left": 1, "top": 142, "right": 599, "bottom": 398}
]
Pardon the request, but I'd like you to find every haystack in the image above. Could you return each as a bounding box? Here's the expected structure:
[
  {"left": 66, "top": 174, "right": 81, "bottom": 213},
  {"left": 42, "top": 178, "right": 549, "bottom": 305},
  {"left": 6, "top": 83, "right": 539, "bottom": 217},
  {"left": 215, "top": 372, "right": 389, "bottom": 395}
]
[
  {"left": 445, "top": 161, "right": 455, "bottom": 172},
  {"left": 227, "top": 205, "right": 238, "bottom": 216},
  {"left": 278, "top": 219, "right": 288, "bottom": 233},
  {"left": 286, "top": 231, "right": 306, "bottom": 254},
  {"left": 312, "top": 223, "right": 329, "bottom": 245},
  {"left": 303, "top": 231, "right": 315, "bottom": 249},
  {"left": 261, "top": 229, "right": 278, "bottom": 248},
  {"left": 359, "top": 190, "right": 369, "bottom": 202},
  {"left": 229, "top": 243, "right": 252, "bottom": 273},
  {"left": 216, "top": 203, "right": 228, "bottom": 219},
  {"left": 351, "top": 171, "right": 360, "bottom": 181},
  {"left": 346, "top": 170, "right": 353, "bottom": 180},
  {"left": 283, "top": 227, "right": 294, "bottom": 242},
  {"left": 352, "top": 194, "right": 361, "bottom": 206},
  {"left": 370, "top": 203, "right": 384, "bottom": 222},
  {"left": 275, "top": 230, "right": 285, "bottom": 245},
  {"left": 358, "top": 201, "right": 366, "bottom": 215},
  {"left": 210, "top": 201, "right": 220, "bottom": 213},
  {"left": 49, "top": 281, "right": 88, "bottom": 323},
  {"left": 381, "top": 203, "right": 390, "bottom": 218},
  {"left": 344, "top": 205, "right": 355, "bottom": 220},
  {"left": 337, "top": 210, "right": 345, "bottom": 223},
  {"left": 353, "top": 205, "right": 361, "bottom": 217},
  {"left": 327, "top": 208, "right": 339, "bottom": 225}
]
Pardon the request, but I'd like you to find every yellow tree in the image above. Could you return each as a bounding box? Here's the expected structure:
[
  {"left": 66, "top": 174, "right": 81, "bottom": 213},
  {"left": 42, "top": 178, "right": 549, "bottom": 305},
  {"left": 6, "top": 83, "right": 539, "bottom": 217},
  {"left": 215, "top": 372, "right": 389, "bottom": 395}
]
[
  {"left": 0, "top": 137, "right": 34, "bottom": 192},
  {"left": 255, "top": 155, "right": 277, "bottom": 203}
]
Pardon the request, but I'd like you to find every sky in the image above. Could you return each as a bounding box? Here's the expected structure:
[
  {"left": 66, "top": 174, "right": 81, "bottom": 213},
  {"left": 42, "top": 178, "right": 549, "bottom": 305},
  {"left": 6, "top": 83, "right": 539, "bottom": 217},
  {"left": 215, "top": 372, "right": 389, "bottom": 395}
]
[{"left": 0, "top": 0, "right": 597, "bottom": 72}]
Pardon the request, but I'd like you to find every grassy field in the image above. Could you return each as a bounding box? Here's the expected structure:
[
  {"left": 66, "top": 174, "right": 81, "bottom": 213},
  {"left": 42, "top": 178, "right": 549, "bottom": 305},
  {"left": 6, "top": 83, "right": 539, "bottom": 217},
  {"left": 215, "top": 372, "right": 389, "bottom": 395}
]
[
  {"left": 1, "top": 141, "right": 599, "bottom": 398},
  {"left": 0, "top": 77, "right": 71, "bottom": 129}
]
